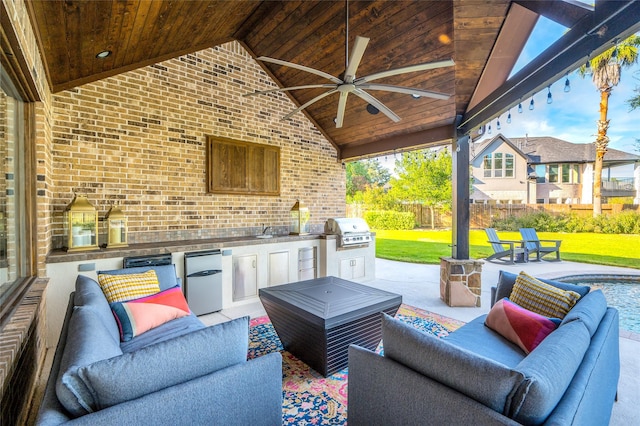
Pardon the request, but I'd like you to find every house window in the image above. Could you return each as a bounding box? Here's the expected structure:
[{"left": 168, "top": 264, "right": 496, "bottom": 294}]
[
  {"left": 505, "top": 154, "right": 514, "bottom": 177},
  {"left": 549, "top": 164, "right": 558, "bottom": 183},
  {"left": 483, "top": 152, "right": 513, "bottom": 178},
  {"left": 561, "top": 164, "right": 570, "bottom": 183},
  {"left": 0, "top": 63, "right": 34, "bottom": 322},
  {"left": 483, "top": 154, "right": 492, "bottom": 177},
  {"left": 571, "top": 165, "right": 580, "bottom": 183},
  {"left": 536, "top": 198, "right": 545, "bottom": 204},
  {"left": 535, "top": 165, "right": 546, "bottom": 183},
  {"left": 494, "top": 153, "right": 503, "bottom": 177}
]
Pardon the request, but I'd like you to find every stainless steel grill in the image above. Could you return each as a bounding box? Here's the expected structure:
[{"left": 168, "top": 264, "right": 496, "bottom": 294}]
[{"left": 324, "top": 218, "right": 372, "bottom": 248}]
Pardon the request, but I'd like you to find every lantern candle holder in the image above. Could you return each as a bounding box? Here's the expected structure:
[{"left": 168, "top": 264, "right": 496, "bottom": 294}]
[
  {"left": 64, "top": 194, "right": 99, "bottom": 252},
  {"left": 106, "top": 204, "right": 128, "bottom": 248},
  {"left": 289, "top": 200, "right": 310, "bottom": 235}
]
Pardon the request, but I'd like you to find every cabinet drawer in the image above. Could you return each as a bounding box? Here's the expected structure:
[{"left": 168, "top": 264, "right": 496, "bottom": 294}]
[
  {"left": 298, "top": 258, "right": 316, "bottom": 270},
  {"left": 298, "top": 247, "right": 316, "bottom": 260}
]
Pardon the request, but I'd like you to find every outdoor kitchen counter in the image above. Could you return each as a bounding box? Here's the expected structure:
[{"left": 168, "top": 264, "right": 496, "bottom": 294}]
[{"left": 46, "top": 233, "right": 332, "bottom": 263}]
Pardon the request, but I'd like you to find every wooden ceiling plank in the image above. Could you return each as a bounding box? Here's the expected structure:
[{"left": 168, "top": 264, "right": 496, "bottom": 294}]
[
  {"left": 466, "top": 3, "right": 537, "bottom": 111},
  {"left": 339, "top": 124, "right": 455, "bottom": 160},
  {"left": 120, "top": 0, "right": 158, "bottom": 67}
]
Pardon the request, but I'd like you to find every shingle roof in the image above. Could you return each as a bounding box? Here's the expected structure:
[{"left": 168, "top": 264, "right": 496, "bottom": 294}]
[{"left": 474, "top": 135, "right": 640, "bottom": 164}]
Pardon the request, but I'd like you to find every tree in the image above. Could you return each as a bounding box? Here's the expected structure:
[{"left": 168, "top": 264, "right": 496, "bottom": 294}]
[
  {"left": 345, "top": 159, "right": 390, "bottom": 198},
  {"left": 578, "top": 35, "right": 640, "bottom": 217},
  {"left": 389, "top": 149, "right": 452, "bottom": 229}
]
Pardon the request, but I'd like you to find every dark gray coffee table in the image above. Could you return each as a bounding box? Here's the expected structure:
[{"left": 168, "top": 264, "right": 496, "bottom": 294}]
[{"left": 259, "top": 276, "right": 402, "bottom": 376}]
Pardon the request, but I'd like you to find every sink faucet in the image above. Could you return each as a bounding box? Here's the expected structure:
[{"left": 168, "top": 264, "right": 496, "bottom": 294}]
[{"left": 262, "top": 224, "right": 273, "bottom": 235}]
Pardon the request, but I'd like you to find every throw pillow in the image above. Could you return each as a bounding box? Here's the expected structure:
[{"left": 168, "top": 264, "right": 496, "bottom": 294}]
[
  {"left": 97, "top": 264, "right": 179, "bottom": 291},
  {"left": 110, "top": 285, "right": 191, "bottom": 341},
  {"left": 510, "top": 272, "right": 580, "bottom": 319},
  {"left": 485, "top": 298, "right": 561, "bottom": 354},
  {"left": 97, "top": 269, "right": 161, "bottom": 303}
]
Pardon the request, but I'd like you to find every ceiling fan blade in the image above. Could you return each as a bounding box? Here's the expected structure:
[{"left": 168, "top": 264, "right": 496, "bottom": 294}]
[
  {"left": 335, "top": 91, "right": 349, "bottom": 128},
  {"left": 353, "top": 89, "right": 400, "bottom": 123},
  {"left": 344, "top": 36, "right": 370, "bottom": 84},
  {"left": 281, "top": 88, "right": 339, "bottom": 121},
  {"left": 243, "top": 84, "right": 336, "bottom": 97},
  {"left": 357, "top": 83, "right": 451, "bottom": 100},
  {"left": 357, "top": 59, "right": 455, "bottom": 83},
  {"left": 257, "top": 56, "right": 343, "bottom": 84}
]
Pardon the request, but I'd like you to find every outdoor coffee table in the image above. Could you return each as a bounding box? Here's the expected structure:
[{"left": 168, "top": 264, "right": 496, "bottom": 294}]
[{"left": 259, "top": 276, "right": 402, "bottom": 376}]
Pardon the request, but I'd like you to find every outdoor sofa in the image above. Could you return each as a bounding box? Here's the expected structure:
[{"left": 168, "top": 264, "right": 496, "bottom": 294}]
[
  {"left": 36, "top": 265, "right": 282, "bottom": 425},
  {"left": 348, "top": 270, "right": 619, "bottom": 425}
]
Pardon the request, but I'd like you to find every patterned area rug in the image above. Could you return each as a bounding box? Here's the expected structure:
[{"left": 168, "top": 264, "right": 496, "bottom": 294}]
[{"left": 247, "top": 304, "right": 465, "bottom": 425}]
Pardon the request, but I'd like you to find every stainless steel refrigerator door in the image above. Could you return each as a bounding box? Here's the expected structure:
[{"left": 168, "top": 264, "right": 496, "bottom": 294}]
[{"left": 184, "top": 250, "right": 223, "bottom": 315}]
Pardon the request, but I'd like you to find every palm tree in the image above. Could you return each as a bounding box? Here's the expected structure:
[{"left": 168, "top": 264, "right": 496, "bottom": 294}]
[{"left": 578, "top": 35, "right": 640, "bottom": 216}]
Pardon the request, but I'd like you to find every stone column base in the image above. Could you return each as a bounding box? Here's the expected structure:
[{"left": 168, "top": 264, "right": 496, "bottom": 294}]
[{"left": 440, "top": 257, "right": 483, "bottom": 307}]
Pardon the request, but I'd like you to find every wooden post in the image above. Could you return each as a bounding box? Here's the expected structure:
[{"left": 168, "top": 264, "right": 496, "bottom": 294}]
[{"left": 452, "top": 132, "right": 470, "bottom": 259}]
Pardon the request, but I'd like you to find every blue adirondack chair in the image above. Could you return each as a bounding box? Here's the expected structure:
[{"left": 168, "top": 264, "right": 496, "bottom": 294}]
[
  {"left": 519, "top": 228, "right": 561, "bottom": 261},
  {"left": 484, "top": 228, "right": 527, "bottom": 264}
]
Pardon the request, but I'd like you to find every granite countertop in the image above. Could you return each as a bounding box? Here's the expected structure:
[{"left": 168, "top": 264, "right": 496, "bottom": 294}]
[{"left": 46, "top": 233, "right": 335, "bottom": 263}]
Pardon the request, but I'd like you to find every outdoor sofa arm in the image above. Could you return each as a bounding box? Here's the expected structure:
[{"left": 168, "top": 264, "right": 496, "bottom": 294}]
[{"left": 348, "top": 345, "right": 520, "bottom": 425}]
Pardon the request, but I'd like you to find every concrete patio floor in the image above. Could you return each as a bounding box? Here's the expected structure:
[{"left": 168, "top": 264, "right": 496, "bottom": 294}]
[{"left": 206, "top": 257, "right": 640, "bottom": 425}]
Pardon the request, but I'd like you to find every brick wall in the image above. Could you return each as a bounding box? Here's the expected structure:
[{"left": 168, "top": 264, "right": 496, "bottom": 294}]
[
  {"left": 0, "top": 280, "right": 47, "bottom": 426},
  {"left": 50, "top": 42, "right": 346, "bottom": 248}
]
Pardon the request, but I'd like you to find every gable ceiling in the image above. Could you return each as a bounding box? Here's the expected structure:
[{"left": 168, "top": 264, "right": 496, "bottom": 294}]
[{"left": 24, "top": 0, "right": 640, "bottom": 161}]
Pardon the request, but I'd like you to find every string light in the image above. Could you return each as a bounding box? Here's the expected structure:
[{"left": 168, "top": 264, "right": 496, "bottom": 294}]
[
  {"left": 547, "top": 86, "right": 553, "bottom": 104},
  {"left": 529, "top": 96, "right": 535, "bottom": 111},
  {"left": 564, "top": 75, "right": 571, "bottom": 92},
  {"left": 487, "top": 124, "right": 492, "bottom": 135},
  {"left": 518, "top": 102, "right": 523, "bottom": 113},
  {"left": 496, "top": 116, "right": 501, "bottom": 130},
  {"left": 507, "top": 110, "right": 512, "bottom": 123}
]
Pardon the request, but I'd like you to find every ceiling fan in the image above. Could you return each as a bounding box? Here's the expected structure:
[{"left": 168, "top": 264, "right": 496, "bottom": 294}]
[{"left": 244, "top": 1, "right": 455, "bottom": 128}]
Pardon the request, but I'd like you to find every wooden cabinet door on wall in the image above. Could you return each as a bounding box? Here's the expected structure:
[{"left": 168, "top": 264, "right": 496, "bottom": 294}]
[{"left": 207, "top": 136, "right": 280, "bottom": 195}]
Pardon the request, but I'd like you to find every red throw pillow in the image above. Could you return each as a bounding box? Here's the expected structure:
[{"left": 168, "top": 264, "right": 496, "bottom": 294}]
[
  {"left": 110, "top": 286, "right": 190, "bottom": 341},
  {"left": 485, "top": 298, "right": 561, "bottom": 354}
]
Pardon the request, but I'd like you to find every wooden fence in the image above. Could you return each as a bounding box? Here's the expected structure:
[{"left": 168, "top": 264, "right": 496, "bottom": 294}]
[{"left": 347, "top": 203, "right": 640, "bottom": 229}]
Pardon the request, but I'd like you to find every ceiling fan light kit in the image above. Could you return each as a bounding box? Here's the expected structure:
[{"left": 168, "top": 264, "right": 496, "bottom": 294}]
[{"left": 245, "top": 3, "right": 454, "bottom": 129}]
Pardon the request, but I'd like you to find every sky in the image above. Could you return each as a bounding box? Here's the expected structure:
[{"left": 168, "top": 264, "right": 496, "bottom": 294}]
[
  {"left": 481, "top": 17, "right": 640, "bottom": 155},
  {"left": 376, "top": 16, "right": 640, "bottom": 171}
]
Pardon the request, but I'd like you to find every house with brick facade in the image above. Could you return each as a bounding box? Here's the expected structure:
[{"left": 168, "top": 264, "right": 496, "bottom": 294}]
[
  {"left": 2, "top": 0, "right": 638, "bottom": 423},
  {"left": 470, "top": 134, "right": 640, "bottom": 205}
]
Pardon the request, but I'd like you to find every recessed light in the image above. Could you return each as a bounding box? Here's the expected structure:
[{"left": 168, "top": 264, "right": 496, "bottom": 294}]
[
  {"left": 96, "top": 50, "right": 112, "bottom": 59},
  {"left": 411, "top": 94, "right": 421, "bottom": 99}
]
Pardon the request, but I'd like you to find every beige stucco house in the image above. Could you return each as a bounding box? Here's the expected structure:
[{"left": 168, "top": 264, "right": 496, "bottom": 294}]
[{"left": 470, "top": 134, "right": 640, "bottom": 205}]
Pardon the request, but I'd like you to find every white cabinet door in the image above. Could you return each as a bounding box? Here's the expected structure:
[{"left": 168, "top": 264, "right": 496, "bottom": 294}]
[
  {"left": 268, "top": 251, "right": 289, "bottom": 286},
  {"left": 233, "top": 254, "right": 257, "bottom": 301},
  {"left": 339, "top": 256, "right": 365, "bottom": 279}
]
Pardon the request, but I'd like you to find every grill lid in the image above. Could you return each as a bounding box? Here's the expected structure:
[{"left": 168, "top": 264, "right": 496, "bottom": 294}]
[{"left": 324, "top": 218, "right": 370, "bottom": 235}]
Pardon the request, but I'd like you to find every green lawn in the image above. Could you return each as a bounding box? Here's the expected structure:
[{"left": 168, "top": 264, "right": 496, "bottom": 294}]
[{"left": 375, "top": 229, "right": 640, "bottom": 269}]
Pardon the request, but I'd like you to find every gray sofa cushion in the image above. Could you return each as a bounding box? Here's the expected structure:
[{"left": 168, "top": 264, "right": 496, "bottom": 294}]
[
  {"left": 56, "top": 307, "right": 123, "bottom": 417},
  {"left": 77, "top": 316, "right": 250, "bottom": 411},
  {"left": 444, "top": 315, "right": 526, "bottom": 367},
  {"left": 74, "top": 275, "right": 120, "bottom": 343},
  {"left": 561, "top": 289, "right": 607, "bottom": 336},
  {"left": 495, "top": 271, "right": 590, "bottom": 305},
  {"left": 510, "top": 320, "right": 591, "bottom": 424},
  {"left": 97, "top": 264, "right": 178, "bottom": 291},
  {"left": 120, "top": 313, "right": 205, "bottom": 353},
  {"left": 381, "top": 314, "right": 525, "bottom": 414}
]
